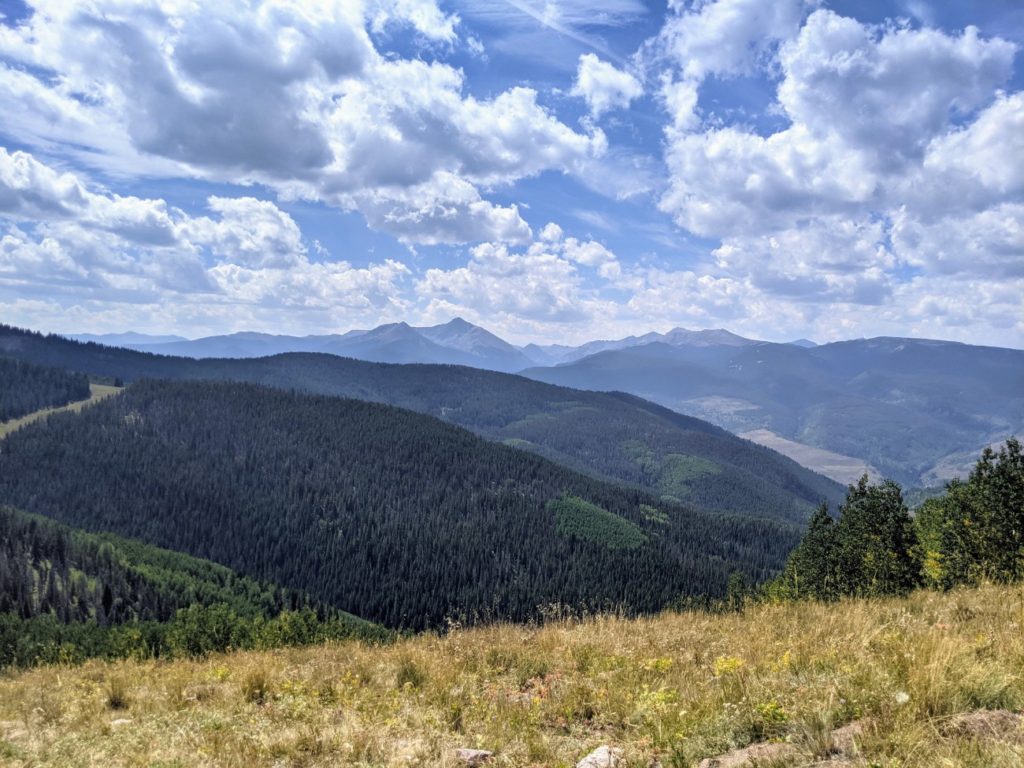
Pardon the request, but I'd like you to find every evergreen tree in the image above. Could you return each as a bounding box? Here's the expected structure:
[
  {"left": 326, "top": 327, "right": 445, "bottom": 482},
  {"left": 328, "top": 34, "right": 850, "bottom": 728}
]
[
  {"left": 834, "top": 476, "right": 920, "bottom": 597},
  {"left": 773, "top": 502, "right": 839, "bottom": 600},
  {"left": 915, "top": 437, "right": 1024, "bottom": 587}
]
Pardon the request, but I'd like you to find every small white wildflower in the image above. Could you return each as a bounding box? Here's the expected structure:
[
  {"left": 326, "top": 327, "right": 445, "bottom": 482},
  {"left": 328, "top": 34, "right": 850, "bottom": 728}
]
[{"left": 894, "top": 691, "right": 910, "bottom": 705}]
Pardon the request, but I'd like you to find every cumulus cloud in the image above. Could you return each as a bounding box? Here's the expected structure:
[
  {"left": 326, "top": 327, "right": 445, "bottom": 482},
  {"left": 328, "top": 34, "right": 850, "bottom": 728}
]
[
  {"left": 651, "top": 0, "right": 811, "bottom": 128},
  {"left": 0, "top": 148, "right": 411, "bottom": 319},
  {"left": 776, "top": 11, "right": 1016, "bottom": 170},
  {"left": 416, "top": 225, "right": 622, "bottom": 322},
  {"left": 648, "top": 0, "right": 1023, "bottom": 342},
  {"left": 0, "top": 0, "right": 604, "bottom": 245},
  {"left": 352, "top": 174, "right": 532, "bottom": 246},
  {"left": 572, "top": 53, "right": 643, "bottom": 117}
]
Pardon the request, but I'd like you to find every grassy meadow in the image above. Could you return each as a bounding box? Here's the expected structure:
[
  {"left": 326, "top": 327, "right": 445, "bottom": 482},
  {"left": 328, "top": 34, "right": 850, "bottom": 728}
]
[
  {"left": 0, "top": 383, "right": 121, "bottom": 439},
  {"left": 1, "top": 583, "right": 1023, "bottom": 767}
]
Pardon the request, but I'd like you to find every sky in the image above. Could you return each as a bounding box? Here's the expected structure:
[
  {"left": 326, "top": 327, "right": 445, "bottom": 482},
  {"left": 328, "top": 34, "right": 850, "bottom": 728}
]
[{"left": 0, "top": 0, "right": 1021, "bottom": 347}]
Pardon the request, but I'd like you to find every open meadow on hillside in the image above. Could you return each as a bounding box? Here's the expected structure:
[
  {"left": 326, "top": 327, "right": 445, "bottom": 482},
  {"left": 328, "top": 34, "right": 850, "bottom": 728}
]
[{"left": 2, "top": 584, "right": 1023, "bottom": 767}]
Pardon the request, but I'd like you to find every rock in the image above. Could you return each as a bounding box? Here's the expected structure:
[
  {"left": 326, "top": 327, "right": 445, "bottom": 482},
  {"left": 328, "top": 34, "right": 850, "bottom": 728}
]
[
  {"left": 697, "top": 742, "right": 797, "bottom": 768},
  {"left": 577, "top": 745, "right": 622, "bottom": 768},
  {"left": 697, "top": 719, "right": 871, "bottom": 768},
  {"left": 109, "top": 718, "right": 133, "bottom": 729},
  {"left": 455, "top": 748, "right": 494, "bottom": 766},
  {"left": 942, "top": 710, "right": 1024, "bottom": 743},
  {"left": 830, "top": 720, "right": 868, "bottom": 754}
]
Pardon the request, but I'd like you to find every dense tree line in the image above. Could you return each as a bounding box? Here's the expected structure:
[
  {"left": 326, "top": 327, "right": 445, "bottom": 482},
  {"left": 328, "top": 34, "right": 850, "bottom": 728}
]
[
  {"left": 0, "top": 356, "right": 90, "bottom": 421},
  {"left": 0, "top": 505, "right": 305, "bottom": 622},
  {"left": 0, "top": 604, "right": 389, "bottom": 669},
  {"left": 770, "top": 438, "right": 1023, "bottom": 600},
  {"left": 0, "top": 380, "right": 801, "bottom": 630},
  {"left": 0, "top": 506, "right": 387, "bottom": 668},
  {"left": 0, "top": 323, "right": 842, "bottom": 523}
]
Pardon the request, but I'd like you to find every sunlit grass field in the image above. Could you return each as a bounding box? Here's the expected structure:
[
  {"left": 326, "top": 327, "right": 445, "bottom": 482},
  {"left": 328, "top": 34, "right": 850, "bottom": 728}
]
[
  {"left": 0, "top": 383, "right": 121, "bottom": 439},
  {"left": 1, "top": 583, "right": 1023, "bottom": 767}
]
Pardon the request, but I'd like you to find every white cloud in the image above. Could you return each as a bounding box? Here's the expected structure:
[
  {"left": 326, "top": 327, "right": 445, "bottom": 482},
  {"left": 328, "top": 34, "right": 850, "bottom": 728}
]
[
  {"left": 184, "top": 197, "right": 306, "bottom": 269},
  {"left": 891, "top": 203, "right": 1024, "bottom": 279},
  {"left": 351, "top": 173, "right": 532, "bottom": 246},
  {"left": 657, "top": 0, "right": 810, "bottom": 80},
  {"left": 0, "top": 0, "right": 605, "bottom": 245},
  {"left": 0, "top": 148, "right": 416, "bottom": 319},
  {"left": 650, "top": 0, "right": 811, "bottom": 128},
  {"left": 572, "top": 53, "right": 642, "bottom": 117},
  {"left": 416, "top": 228, "right": 622, "bottom": 323},
  {"left": 777, "top": 11, "right": 1016, "bottom": 169},
  {"left": 650, "top": 2, "right": 1023, "bottom": 342},
  {"left": 920, "top": 91, "right": 1024, "bottom": 205},
  {"left": 713, "top": 218, "right": 896, "bottom": 304}
]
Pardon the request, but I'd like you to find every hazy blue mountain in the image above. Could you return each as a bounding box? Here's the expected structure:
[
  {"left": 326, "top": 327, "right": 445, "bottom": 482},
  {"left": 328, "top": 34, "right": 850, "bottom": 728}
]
[
  {"left": 70, "top": 332, "right": 187, "bottom": 346},
  {"left": 522, "top": 337, "right": 1024, "bottom": 487},
  {"left": 415, "top": 318, "right": 535, "bottom": 371},
  {"left": 73, "top": 321, "right": 758, "bottom": 371},
  {"left": 115, "top": 318, "right": 531, "bottom": 372},
  {"left": 788, "top": 338, "right": 818, "bottom": 348},
  {"left": 522, "top": 327, "right": 758, "bottom": 365},
  {"left": 0, "top": 323, "right": 842, "bottom": 523},
  {"left": 130, "top": 331, "right": 345, "bottom": 359}
]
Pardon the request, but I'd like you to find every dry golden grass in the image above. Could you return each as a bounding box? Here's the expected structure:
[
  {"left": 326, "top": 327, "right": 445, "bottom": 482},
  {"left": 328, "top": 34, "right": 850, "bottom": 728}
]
[
  {"left": 2, "top": 583, "right": 1023, "bottom": 767},
  {"left": 0, "top": 383, "right": 122, "bottom": 439}
]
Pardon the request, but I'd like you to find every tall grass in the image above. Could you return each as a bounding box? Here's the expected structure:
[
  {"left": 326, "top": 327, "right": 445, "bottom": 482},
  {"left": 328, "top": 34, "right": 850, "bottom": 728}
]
[{"left": 0, "top": 583, "right": 1022, "bottom": 766}]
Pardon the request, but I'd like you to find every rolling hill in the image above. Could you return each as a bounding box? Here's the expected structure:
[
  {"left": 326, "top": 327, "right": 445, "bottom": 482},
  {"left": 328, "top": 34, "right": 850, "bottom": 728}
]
[
  {"left": 0, "top": 379, "right": 801, "bottom": 629},
  {"left": 523, "top": 337, "right": 1024, "bottom": 486},
  {"left": 0, "top": 323, "right": 843, "bottom": 522}
]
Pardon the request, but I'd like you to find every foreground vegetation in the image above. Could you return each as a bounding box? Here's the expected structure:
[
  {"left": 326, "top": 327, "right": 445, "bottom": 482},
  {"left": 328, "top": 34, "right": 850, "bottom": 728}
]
[{"left": 1, "top": 583, "right": 1023, "bottom": 767}]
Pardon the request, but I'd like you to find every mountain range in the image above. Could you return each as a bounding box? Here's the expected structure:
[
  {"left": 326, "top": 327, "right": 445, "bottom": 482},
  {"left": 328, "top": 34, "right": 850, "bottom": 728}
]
[
  {"left": 64, "top": 320, "right": 1024, "bottom": 487},
  {"left": 1, "top": 324, "right": 841, "bottom": 523},
  {"left": 69, "top": 320, "right": 777, "bottom": 372},
  {"left": 71, "top": 318, "right": 536, "bottom": 373}
]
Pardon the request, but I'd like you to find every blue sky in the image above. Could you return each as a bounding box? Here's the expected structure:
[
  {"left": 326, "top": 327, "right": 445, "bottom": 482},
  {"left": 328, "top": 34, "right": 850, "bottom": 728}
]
[{"left": 0, "top": 0, "right": 1021, "bottom": 346}]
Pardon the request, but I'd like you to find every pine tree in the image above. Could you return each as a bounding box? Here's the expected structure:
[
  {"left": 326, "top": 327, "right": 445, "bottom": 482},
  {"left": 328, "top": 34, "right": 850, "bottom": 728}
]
[
  {"left": 773, "top": 502, "right": 838, "bottom": 600},
  {"left": 834, "top": 476, "right": 920, "bottom": 597}
]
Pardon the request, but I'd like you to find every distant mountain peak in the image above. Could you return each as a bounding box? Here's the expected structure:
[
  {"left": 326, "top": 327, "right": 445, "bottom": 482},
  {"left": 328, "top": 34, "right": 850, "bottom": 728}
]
[
  {"left": 788, "top": 338, "right": 818, "bottom": 348},
  {"left": 440, "top": 316, "right": 474, "bottom": 329}
]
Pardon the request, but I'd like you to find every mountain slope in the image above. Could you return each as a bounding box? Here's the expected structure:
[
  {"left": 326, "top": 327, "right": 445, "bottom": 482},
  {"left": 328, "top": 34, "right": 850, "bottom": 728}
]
[
  {"left": 523, "top": 337, "right": 1024, "bottom": 485},
  {"left": 415, "top": 317, "right": 534, "bottom": 371},
  {"left": 0, "top": 380, "right": 800, "bottom": 629},
  {"left": 523, "top": 327, "right": 758, "bottom": 365},
  {"left": 115, "top": 318, "right": 533, "bottom": 372},
  {"left": 2, "top": 583, "right": 1020, "bottom": 766},
  {"left": 0, "top": 324, "right": 843, "bottom": 522},
  {"left": 0, "top": 357, "right": 91, "bottom": 422},
  {"left": 0, "top": 505, "right": 310, "bottom": 624}
]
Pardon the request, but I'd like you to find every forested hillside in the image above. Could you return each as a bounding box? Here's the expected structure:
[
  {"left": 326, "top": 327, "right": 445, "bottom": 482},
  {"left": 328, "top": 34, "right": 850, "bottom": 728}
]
[
  {"left": 523, "top": 338, "right": 1024, "bottom": 486},
  {"left": 0, "top": 506, "right": 307, "bottom": 623},
  {"left": 0, "top": 506, "right": 387, "bottom": 668},
  {"left": 0, "top": 380, "right": 800, "bottom": 629},
  {"left": 0, "top": 356, "right": 90, "bottom": 422},
  {"left": 0, "top": 324, "right": 842, "bottom": 522}
]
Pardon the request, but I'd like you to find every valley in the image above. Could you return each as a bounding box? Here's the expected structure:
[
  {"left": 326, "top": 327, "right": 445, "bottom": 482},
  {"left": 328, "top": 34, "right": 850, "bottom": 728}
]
[
  {"left": 65, "top": 322, "right": 1024, "bottom": 488},
  {"left": 2, "top": 1, "right": 1022, "bottom": 764}
]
